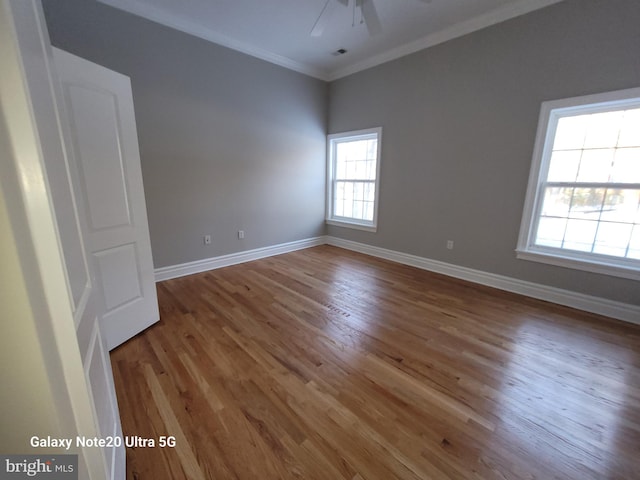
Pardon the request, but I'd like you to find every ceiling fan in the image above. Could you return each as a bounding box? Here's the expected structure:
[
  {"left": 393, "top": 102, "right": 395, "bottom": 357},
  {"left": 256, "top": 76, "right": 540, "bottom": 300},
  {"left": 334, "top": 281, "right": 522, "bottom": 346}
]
[{"left": 311, "top": 0, "right": 432, "bottom": 38}]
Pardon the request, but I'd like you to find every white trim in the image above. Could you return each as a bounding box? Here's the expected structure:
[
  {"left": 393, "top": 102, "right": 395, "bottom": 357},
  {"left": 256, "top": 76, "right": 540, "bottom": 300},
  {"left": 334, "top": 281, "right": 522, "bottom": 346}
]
[
  {"left": 326, "top": 219, "right": 377, "bottom": 232},
  {"left": 516, "top": 249, "right": 640, "bottom": 281},
  {"left": 97, "top": 0, "right": 330, "bottom": 80},
  {"left": 517, "top": 87, "right": 640, "bottom": 281},
  {"left": 1, "top": 1, "right": 110, "bottom": 477},
  {"left": 155, "top": 235, "right": 639, "bottom": 324},
  {"left": 326, "top": 127, "right": 382, "bottom": 231},
  {"left": 327, "top": 0, "right": 564, "bottom": 80},
  {"left": 97, "top": 0, "right": 563, "bottom": 82},
  {"left": 154, "top": 236, "right": 326, "bottom": 281},
  {"left": 326, "top": 237, "right": 640, "bottom": 325}
]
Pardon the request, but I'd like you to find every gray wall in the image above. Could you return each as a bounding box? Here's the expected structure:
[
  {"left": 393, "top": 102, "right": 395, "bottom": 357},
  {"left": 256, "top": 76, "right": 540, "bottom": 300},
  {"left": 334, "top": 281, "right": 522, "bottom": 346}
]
[
  {"left": 43, "top": 0, "right": 639, "bottom": 306},
  {"left": 328, "top": 0, "right": 640, "bottom": 305},
  {"left": 42, "top": 0, "right": 328, "bottom": 268}
]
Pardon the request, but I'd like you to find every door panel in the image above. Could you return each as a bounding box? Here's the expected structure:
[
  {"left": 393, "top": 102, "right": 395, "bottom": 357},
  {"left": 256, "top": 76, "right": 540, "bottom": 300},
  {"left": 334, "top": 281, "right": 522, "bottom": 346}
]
[
  {"left": 54, "top": 47, "right": 159, "bottom": 350},
  {"left": 83, "top": 321, "right": 120, "bottom": 479},
  {"left": 87, "top": 324, "right": 113, "bottom": 440},
  {"left": 94, "top": 243, "right": 142, "bottom": 311},
  {"left": 86, "top": 324, "right": 118, "bottom": 447},
  {"left": 67, "top": 85, "right": 132, "bottom": 230}
]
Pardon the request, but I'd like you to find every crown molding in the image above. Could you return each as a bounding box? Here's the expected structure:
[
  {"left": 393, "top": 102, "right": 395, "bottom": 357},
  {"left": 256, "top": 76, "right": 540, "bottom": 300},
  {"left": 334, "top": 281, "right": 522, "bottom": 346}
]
[
  {"left": 97, "top": 0, "right": 331, "bottom": 80},
  {"left": 328, "top": 0, "right": 564, "bottom": 80},
  {"left": 98, "top": 0, "right": 564, "bottom": 82}
]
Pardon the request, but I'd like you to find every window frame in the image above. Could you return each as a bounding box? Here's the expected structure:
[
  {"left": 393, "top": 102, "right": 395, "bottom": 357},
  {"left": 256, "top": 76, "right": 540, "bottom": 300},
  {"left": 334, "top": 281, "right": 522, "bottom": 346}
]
[
  {"left": 516, "top": 87, "right": 640, "bottom": 281},
  {"left": 326, "top": 127, "right": 382, "bottom": 232}
]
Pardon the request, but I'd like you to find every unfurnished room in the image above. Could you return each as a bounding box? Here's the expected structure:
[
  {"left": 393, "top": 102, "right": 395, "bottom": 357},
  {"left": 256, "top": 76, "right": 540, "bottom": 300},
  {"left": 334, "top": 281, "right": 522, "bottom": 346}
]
[{"left": 1, "top": 0, "right": 639, "bottom": 478}]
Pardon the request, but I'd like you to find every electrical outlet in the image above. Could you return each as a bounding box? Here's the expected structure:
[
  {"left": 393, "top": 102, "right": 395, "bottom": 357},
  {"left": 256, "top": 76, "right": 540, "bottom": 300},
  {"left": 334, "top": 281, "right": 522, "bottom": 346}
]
[
  {"left": 204, "top": 235, "right": 211, "bottom": 245},
  {"left": 238, "top": 230, "right": 245, "bottom": 239},
  {"left": 446, "top": 240, "right": 454, "bottom": 250}
]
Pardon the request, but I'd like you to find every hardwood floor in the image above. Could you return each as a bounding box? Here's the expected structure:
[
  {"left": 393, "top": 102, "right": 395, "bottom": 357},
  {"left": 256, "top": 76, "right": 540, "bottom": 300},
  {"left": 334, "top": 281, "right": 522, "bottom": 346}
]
[{"left": 110, "top": 245, "right": 640, "bottom": 479}]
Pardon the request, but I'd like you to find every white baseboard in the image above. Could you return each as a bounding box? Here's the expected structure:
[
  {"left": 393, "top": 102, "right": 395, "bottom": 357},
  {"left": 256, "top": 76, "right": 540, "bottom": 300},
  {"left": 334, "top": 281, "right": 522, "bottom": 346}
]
[
  {"left": 154, "top": 236, "right": 326, "bottom": 282},
  {"left": 154, "top": 234, "right": 639, "bottom": 325},
  {"left": 326, "top": 236, "right": 640, "bottom": 325}
]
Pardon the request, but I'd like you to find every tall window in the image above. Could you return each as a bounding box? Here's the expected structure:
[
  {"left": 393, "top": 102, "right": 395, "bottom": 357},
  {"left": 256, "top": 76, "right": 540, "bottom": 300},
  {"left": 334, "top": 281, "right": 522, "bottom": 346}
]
[
  {"left": 517, "top": 88, "right": 640, "bottom": 280},
  {"left": 326, "top": 128, "right": 382, "bottom": 231}
]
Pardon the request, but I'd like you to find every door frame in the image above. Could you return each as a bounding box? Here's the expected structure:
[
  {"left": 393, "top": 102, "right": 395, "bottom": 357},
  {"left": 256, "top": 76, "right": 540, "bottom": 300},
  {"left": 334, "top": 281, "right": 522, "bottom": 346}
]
[{"left": 1, "top": 0, "right": 111, "bottom": 478}]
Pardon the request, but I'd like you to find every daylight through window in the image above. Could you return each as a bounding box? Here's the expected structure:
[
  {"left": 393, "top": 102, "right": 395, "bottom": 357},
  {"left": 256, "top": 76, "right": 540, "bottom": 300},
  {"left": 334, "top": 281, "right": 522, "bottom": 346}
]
[
  {"left": 517, "top": 88, "right": 640, "bottom": 280},
  {"left": 326, "top": 128, "right": 381, "bottom": 231}
]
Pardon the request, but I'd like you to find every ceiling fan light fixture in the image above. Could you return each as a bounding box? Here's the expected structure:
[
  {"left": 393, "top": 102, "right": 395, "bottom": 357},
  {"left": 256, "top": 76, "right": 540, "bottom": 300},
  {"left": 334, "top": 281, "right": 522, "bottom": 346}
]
[{"left": 312, "top": 0, "right": 430, "bottom": 38}]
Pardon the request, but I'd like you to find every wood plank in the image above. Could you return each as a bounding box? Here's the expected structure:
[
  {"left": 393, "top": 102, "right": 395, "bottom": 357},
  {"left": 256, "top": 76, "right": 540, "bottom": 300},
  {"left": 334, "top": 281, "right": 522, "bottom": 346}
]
[{"left": 111, "top": 245, "right": 640, "bottom": 479}]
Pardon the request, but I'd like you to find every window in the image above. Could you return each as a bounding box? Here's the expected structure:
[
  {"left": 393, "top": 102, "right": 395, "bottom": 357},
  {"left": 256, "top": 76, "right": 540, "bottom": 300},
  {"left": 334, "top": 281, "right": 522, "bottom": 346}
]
[
  {"left": 517, "top": 88, "right": 640, "bottom": 280},
  {"left": 326, "top": 127, "right": 382, "bottom": 231}
]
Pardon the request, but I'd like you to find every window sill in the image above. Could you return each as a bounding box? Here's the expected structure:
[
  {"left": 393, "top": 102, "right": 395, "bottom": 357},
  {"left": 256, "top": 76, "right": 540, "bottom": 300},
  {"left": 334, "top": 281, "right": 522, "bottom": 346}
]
[
  {"left": 326, "top": 219, "right": 377, "bottom": 232},
  {"left": 516, "top": 248, "right": 640, "bottom": 281}
]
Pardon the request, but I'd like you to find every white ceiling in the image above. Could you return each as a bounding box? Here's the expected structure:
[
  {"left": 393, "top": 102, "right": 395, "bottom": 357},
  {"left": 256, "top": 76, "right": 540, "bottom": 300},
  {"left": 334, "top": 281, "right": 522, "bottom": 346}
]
[{"left": 97, "top": 0, "right": 563, "bottom": 81}]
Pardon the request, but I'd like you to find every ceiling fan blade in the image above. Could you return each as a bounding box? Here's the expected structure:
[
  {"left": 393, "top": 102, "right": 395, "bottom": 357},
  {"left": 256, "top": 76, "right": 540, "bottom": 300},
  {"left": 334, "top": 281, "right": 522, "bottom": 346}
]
[
  {"left": 311, "top": 0, "right": 338, "bottom": 37},
  {"left": 360, "top": 0, "right": 382, "bottom": 36}
]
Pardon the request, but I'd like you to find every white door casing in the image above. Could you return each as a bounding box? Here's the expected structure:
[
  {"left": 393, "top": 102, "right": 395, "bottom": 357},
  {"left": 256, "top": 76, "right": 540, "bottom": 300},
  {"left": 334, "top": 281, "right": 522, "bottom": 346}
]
[
  {"left": 53, "top": 48, "right": 160, "bottom": 351},
  {"left": 4, "top": 3, "right": 159, "bottom": 477},
  {"left": 1, "top": 0, "right": 118, "bottom": 478}
]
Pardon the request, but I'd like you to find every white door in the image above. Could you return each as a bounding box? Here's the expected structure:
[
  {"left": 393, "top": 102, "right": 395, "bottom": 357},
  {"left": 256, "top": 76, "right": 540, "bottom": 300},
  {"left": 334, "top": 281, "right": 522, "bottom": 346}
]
[
  {"left": 5, "top": 0, "right": 132, "bottom": 477},
  {"left": 53, "top": 48, "right": 159, "bottom": 351}
]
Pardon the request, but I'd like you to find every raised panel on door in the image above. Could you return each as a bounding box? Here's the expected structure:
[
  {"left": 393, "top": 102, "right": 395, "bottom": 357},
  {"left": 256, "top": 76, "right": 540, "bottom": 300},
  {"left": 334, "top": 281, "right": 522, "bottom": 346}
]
[
  {"left": 54, "top": 47, "right": 159, "bottom": 351},
  {"left": 85, "top": 323, "right": 119, "bottom": 479},
  {"left": 94, "top": 244, "right": 142, "bottom": 312},
  {"left": 66, "top": 84, "right": 132, "bottom": 231}
]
